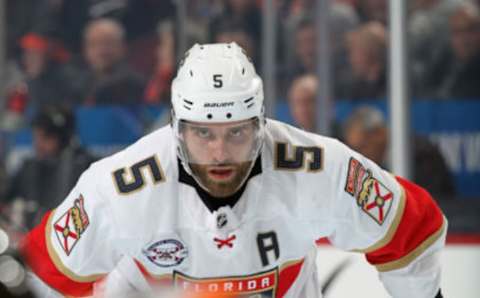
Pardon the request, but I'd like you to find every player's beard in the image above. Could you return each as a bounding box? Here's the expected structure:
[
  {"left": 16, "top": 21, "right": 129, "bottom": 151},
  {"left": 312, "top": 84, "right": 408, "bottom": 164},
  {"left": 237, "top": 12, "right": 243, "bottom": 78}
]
[{"left": 189, "top": 161, "right": 253, "bottom": 198}]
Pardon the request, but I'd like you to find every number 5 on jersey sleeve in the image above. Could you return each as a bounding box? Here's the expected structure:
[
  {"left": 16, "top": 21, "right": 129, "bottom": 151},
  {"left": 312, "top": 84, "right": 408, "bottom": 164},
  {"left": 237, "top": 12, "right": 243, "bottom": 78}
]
[
  {"left": 112, "top": 155, "right": 165, "bottom": 195},
  {"left": 274, "top": 142, "right": 323, "bottom": 172}
]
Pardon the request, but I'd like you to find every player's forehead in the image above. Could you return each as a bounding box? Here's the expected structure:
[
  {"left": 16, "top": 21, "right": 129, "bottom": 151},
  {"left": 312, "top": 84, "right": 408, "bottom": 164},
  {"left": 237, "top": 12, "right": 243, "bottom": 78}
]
[{"left": 182, "top": 118, "right": 256, "bottom": 129}]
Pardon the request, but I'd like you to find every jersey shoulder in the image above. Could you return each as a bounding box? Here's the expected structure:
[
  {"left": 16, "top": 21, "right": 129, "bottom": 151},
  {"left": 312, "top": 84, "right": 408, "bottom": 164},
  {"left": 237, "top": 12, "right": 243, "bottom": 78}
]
[
  {"left": 264, "top": 119, "right": 351, "bottom": 166},
  {"left": 82, "top": 125, "right": 176, "bottom": 198}
]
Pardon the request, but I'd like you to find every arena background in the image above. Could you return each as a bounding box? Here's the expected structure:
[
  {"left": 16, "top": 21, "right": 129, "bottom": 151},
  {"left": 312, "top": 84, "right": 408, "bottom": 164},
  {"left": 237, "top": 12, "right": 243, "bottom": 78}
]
[{"left": 0, "top": 0, "right": 479, "bottom": 297}]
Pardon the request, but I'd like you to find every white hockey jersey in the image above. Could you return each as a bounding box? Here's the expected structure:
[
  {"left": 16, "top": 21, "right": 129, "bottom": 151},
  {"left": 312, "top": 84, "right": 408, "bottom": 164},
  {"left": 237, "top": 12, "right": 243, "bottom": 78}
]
[{"left": 22, "top": 119, "right": 447, "bottom": 298}]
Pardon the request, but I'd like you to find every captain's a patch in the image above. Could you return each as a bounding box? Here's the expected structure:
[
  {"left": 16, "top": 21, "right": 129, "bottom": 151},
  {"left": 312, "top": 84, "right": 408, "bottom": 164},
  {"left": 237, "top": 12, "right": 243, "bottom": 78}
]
[
  {"left": 345, "top": 158, "right": 394, "bottom": 225},
  {"left": 53, "top": 195, "right": 90, "bottom": 255}
]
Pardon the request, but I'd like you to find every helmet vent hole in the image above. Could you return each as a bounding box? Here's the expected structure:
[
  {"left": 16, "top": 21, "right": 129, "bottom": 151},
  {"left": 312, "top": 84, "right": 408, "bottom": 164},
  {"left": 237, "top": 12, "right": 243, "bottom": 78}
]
[
  {"left": 242, "top": 68, "right": 245, "bottom": 75},
  {"left": 226, "top": 113, "right": 232, "bottom": 119},
  {"left": 200, "top": 45, "right": 204, "bottom": 50},
  {"left": 189, "top": 70, "right": 193, "bottom": 77},
  {"left": 183, "top": 99, "right": 193, "bottom": 105},
  {"left": 247, "top": 103, "right": 254, "bottom": 109},
  {"left": 207, "top": 114, "right": 213, "bottom": 119}
]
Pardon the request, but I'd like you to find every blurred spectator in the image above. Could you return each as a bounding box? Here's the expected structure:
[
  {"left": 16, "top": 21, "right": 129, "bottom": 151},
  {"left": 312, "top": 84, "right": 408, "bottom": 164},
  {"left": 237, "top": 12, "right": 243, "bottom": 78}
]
[
  {"left": 282, "top": 3, "right": 359, "bottom": 95},
  {"left": 288, "top": 74, "right": 318, "bottom": 132},
  {"left": 343, "top": 106, "right": 455, "bottom": 197},
  {"left": 337, "top": 21, "right": 387, "bottom": 100},
  {"left": 423, "top": 2, "right": 480, "bottom": 99},
  {"left": 291, "top": 18, "right": 317, "bottom": 76},
  {"left": 408, "top": 0, "right": 458, "bottom": 94},
  {"left": 123, "top": 0, "right": 176, "bottom": 76},
  {"left": 280, "top": 16, "right": 318, "bottom": 93},
  {"left": 284, "top": 1, "right": 359, "bottom": 73},
  {"left": 27, "top": 0, "right": 174, "bottom": 80},
  {"left": 31, "top": 0, "right": 175, "bottom": 55},
  {"left": 357, "top": 0, "right": 388, "bottom": 24},
  {"left": 5, "top": 106, "right": 95, "bottom": 229},
  {"left": 144, "top": 21, "right": 176, "bottom": 105},
  {"left": 18, "top": 33, "right": 72, "bottom": 106},
  {"left": 5, "top": 0, "right": 46, "bottom": 59},
  {"left": 209, "top": 0, "right": 262, "bottom": 51},
  {"left": 1, "top": 32, "right": 76, "bottom": 129},
  {"left": 287, "top": 73, "right": 342, "bottom": 137},
  {"left": 329, "top": 3, "right": 362, "bottom": 80},
  {"left": 213, "top": 20, "right": 257, "bottom": 63},
  {"left": 73, "top": 18, "right": 146, "bottom": 105},
  {"left": 121, "top": 0, "right": 176, "bottom": 41},
  {"left": 27, "top": 0, "right": 124, "bottom": 55}
]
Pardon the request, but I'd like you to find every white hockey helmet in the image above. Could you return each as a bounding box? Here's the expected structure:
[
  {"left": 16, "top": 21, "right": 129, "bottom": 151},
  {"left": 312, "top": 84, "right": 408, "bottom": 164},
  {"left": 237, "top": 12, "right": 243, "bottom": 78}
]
[
  {"left": 171, "top": 43, "right": 265, "bottom": 193},
  {"left": 171, "top": 42, "right": 264, "bottom": 123}
]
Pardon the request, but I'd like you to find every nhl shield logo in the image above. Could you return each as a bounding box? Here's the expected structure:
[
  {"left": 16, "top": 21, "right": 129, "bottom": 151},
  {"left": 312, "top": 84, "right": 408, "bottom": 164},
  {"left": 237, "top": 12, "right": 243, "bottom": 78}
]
[
  {"left": 216, "top": 212, "right": 228, "bottom": 229},
  {"left": 142, "top": 239, "right": 188, "bottom": 267}
]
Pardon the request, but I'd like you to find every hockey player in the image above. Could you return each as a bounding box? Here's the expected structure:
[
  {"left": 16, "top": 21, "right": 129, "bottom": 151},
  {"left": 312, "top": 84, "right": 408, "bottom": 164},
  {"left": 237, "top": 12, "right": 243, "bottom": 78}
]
[{"left": 21, "top": 43, "right": 446, "bottom": 298}]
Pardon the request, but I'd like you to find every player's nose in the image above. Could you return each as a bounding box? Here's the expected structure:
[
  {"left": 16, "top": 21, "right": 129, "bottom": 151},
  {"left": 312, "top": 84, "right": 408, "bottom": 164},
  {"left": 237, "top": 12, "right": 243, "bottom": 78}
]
[{"left": 209, "top": 137, "right": 231, "bottom": 163}]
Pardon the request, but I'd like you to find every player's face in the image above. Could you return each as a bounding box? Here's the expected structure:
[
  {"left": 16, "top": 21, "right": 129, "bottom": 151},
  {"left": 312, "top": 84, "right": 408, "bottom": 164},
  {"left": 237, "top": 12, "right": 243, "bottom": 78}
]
[{"left": 181, "top": 118, "right": 260, "bottom": 197}]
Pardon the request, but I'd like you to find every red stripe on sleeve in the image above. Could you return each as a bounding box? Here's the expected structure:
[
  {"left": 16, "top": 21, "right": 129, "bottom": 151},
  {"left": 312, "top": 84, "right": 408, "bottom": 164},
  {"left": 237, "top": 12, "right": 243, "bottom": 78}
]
[
  {"left": 366, "top": 177, "right": 444, "bottom": 266},
  {"left": 20, "top": 211, "right": 95, "bottom": 297}
]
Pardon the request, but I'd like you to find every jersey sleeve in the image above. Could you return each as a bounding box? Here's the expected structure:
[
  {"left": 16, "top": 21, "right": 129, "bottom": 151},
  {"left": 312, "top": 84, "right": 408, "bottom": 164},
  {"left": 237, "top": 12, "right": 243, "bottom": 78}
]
[
  {"left": 20, "top": 166, "right": 121, "bottom": 297},
  {"left": 327, "top": 141, "right": 447, "bottom": 298}
]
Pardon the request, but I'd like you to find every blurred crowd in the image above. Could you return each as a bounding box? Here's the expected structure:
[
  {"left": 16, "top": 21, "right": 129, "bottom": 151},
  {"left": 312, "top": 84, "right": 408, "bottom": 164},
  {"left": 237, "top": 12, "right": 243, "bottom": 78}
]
[
  {"left": 1, "top": 0, "right": 479, "bottom": 114},
  {"left": 0, "top": 0, "right": 479, "bottom": 231}
]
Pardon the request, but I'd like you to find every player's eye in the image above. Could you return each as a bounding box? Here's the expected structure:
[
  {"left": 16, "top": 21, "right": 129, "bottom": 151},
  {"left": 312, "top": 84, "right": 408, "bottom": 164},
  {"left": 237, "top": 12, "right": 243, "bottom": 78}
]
[
  {"left": 229, "top": 127, "right": 244, "bottom": 138},
  {"left": 227, "top": 126, "right": 253, "bottom": 143},
  {"left": 194, "top": 127, "right": 211, "bottom": 139}
]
